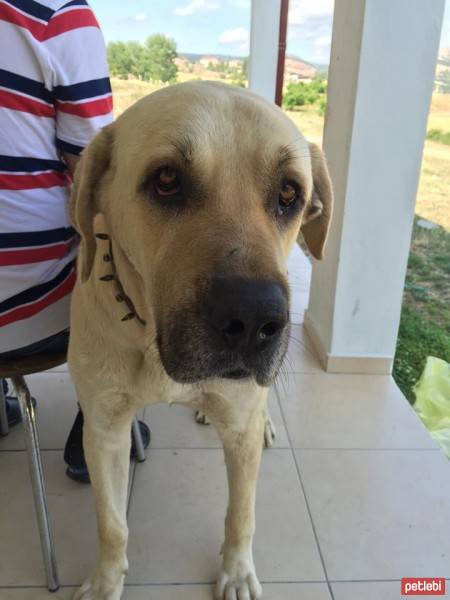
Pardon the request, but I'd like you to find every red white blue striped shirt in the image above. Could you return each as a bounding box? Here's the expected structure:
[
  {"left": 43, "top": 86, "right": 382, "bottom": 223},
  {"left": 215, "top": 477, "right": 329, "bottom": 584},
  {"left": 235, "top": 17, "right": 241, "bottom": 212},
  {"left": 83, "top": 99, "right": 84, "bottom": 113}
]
[{"left": 0, "top": 0, "right": 113, "bottom": 352}]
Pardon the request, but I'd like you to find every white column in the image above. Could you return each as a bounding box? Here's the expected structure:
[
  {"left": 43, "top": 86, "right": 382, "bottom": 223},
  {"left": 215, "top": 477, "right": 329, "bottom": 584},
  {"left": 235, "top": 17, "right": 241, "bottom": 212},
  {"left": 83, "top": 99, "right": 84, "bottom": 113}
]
[
  {"left": 248, "top": 0, "right": 282, "bottom": 102},
  {"left": 305, "top": 0, "right": 445, "bottom": 374}
]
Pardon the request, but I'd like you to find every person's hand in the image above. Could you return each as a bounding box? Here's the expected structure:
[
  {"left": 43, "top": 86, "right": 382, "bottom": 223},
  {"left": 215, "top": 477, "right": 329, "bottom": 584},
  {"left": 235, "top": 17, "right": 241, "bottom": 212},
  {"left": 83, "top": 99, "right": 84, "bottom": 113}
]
[{"left": 62, "top": 152, "right": 80, "bottom": 177}]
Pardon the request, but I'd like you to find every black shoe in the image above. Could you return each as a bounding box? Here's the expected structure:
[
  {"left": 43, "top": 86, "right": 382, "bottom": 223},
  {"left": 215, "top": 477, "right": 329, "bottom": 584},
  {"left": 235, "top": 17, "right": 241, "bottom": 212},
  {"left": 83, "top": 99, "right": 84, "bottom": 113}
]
[
  {"left": 132, "top": 420, "right": 151, "bottom": 459},
  {"left": 65, "top": 464, "right": 91, "bottom": 484},
  {"left": 4, "top": 396, "right": 37, "bottom": 428},
  {"left": 64, "top": 410, "right": 151, "bottom": 484}
]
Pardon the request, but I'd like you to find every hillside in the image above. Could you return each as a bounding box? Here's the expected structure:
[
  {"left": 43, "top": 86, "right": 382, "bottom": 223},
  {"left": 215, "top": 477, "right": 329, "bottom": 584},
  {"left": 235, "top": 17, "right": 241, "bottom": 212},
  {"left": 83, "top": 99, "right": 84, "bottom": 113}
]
[{"left": 175, "top": 52, "right": 317, "bottom": 82}]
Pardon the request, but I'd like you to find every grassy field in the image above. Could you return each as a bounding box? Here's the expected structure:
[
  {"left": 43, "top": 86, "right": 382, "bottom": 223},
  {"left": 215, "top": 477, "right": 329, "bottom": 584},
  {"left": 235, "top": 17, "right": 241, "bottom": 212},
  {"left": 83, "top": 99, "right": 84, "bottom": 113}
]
[
  {"left": 417, "top": 139, "right": 450, "bottom": 229},
  {"left": 111, "top": 78, "right": 450, "bottom": 402},
  {"left": 394, "top": 219, "right": 450, "bottom": 402},
  {"left": 111, "top": 78, "right": 160, "bottom": 116},
  {"left": 112, "top": 72, "right": 228, "bottom": 116},
  {"left": 417, "top": 94, "right": 450, "bottom": 230},
  {"left": 286, "top": 95, "right": 450, "bottom": 231}
]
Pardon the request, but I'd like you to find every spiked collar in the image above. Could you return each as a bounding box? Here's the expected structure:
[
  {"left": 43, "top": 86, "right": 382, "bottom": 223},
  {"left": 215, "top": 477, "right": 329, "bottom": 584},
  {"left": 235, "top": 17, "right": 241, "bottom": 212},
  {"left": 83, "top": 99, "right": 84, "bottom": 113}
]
[{"left": 95, "top": 232, "right": 146, "bottom": 326}]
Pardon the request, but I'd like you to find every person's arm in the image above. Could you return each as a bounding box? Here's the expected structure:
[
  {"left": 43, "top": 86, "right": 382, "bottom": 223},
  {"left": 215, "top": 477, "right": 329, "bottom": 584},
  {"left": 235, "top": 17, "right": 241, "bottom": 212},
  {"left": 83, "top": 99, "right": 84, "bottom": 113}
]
[{"left": 45, "top": 1, "right": 113, "bottom": 159}]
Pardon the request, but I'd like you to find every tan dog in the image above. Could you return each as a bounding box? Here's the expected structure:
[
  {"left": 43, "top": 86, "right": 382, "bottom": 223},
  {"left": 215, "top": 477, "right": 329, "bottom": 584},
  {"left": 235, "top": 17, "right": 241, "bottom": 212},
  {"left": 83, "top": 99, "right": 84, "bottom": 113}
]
[{"left": 68, "top": 81, "right": 333, "bottom": 600}]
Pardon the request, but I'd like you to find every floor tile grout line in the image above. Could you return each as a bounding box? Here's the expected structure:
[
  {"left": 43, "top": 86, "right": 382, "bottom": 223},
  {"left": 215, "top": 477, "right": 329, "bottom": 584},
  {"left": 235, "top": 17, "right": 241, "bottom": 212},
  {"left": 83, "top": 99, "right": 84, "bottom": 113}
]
[
  {"left": 0, "top": 446, "right": 441, "bottom": 452},
  {"left": 0, "top": 580, "right": 331, "bottom": 589},
  {"left": 274, "top": 385, "right": 336, "bottom": 600},
  {"left": 292, "top": 447, "right": 441, "bottom": 452},
  {"left": 330, "top": 578, "right": 450, "bottom": 584},
  {"left": 289, "top": 460, "right": 335, "bottom": 600},
  {"left": 2, "top": 578, "right": 449, "bottom": 590}
]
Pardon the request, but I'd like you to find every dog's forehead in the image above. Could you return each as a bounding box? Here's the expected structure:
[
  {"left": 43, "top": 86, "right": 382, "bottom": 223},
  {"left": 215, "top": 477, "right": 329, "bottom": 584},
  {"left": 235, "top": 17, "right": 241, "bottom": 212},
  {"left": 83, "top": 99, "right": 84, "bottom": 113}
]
[{"left": 115, "top": 81, "right": 311, "bottom": 174}]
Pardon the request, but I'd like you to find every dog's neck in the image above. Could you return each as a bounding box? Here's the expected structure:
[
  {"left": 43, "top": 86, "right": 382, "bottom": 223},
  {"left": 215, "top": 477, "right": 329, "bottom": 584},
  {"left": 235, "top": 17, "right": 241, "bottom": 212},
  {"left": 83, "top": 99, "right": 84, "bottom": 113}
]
[
  {"left": 95, "top": 233, "right": 146, "bottom": 326},
  {"left": 86, "top": 213, "right": 154, "bottom": 349}
]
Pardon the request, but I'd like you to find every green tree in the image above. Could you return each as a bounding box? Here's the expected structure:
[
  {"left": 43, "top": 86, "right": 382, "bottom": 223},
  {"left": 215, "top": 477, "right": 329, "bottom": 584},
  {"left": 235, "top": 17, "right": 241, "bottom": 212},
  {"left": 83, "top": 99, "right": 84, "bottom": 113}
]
[
  {"left": 436, "top": 70, "right": 450, "bottom": 93},
  {"left": 231, "top": 58, "right": 248, "bottom": 88},
  {"left": 241, "top": 57, "right": 249, "bottom": 79},
  {"left": 318, "top": 98, "right": 327, "bottom": 116},
  {"left": 283, "top": 82, "right": 307, "bottom": 109},
  {"left": 140, "top": 34, "right": 178, "bottom": 83},
  {"left": 107, "top": 41, "right": 146, "bottom": 80},
  {"left": 284, "top": 89, "right": 306, "bottom": 109},
  {"left": 107, "top": 41, "right": 134, "bottom": 79},
  {"left": 127, "top": 41, "right": 145, "bottom": 78},
  {"left": 283, "top": 77, "right": 328, "bottom": 110}
]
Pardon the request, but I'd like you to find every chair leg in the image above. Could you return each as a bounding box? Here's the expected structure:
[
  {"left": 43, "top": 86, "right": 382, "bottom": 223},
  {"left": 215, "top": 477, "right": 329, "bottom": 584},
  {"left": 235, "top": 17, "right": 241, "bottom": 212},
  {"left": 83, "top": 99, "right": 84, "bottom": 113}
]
[
  {"left": 11, "top": 375, "right": 60, "bottom": 592},
  {"left": 132, "top": 417, "right": 146, "bottom": 463},
  {"left": 0, "top": 379, "right": 9, "bottom": 436}
]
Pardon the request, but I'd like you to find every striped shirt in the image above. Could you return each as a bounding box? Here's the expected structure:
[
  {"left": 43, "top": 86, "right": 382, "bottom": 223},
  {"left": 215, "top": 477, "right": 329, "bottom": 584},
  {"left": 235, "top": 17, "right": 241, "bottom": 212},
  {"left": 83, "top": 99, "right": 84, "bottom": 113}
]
[{"left": 0, "top": 0, "right": 113, "bottom": 352}]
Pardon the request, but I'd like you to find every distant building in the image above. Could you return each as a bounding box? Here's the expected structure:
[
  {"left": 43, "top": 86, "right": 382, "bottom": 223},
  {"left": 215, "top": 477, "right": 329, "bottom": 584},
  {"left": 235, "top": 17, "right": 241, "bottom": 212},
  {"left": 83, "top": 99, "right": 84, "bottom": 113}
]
[
  {"left": 439, "top": 47, "right": 450, "bottom": 63},
  {"left": 284, "top": 57, "right": 317, "bottom": 82},
  {"left": 199, "top": 55, "right": 221, "bottom": 68},
  {"left": 174, "top": 57, "right": 190, "bottom": 71}
]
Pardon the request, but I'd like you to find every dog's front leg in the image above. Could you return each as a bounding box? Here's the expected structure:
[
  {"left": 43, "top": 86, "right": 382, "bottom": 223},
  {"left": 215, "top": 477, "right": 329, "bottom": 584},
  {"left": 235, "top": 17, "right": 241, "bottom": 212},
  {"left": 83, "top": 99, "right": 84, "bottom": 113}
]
[
  {"left": 211, "top": 397, "right": 265, "bottom": 600},
  {"left": 73, "top": 399, "right": 133, "bottom": 600}
]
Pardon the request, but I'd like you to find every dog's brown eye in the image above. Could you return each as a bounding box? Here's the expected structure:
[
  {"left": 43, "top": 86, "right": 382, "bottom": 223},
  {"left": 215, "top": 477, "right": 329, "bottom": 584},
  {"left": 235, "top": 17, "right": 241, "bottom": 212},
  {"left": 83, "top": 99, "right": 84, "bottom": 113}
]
[
  {"left": 154, "top": 167, "right": 181, "bottom": 196},
  {"left": 278, "top": 181, "right": 298, "bottom": 214}
]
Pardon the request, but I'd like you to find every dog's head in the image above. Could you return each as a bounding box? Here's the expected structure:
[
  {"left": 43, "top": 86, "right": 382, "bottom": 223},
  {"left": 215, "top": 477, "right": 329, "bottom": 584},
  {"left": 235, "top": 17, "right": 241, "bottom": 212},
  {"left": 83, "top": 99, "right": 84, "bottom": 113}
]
[{"left": 71, "top": 81, "right": 333, "bottom": 386}]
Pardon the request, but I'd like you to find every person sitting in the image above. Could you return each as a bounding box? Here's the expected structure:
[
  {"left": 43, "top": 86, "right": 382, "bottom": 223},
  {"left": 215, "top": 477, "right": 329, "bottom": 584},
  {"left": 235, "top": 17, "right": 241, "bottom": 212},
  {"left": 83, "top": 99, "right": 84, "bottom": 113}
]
[{"left": 0, "top": 0, "right": 149, "bottom": 482}]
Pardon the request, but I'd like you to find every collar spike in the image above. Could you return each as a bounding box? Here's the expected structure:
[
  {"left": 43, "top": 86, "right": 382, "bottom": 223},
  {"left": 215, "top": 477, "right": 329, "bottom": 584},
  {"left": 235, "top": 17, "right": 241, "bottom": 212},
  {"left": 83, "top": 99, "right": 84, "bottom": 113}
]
[
  {"left": 104, "top": 238, "right": 146, "bottom": 326},
  {"left": 121, "top": 312, "right": 136, "bottom": 321}
]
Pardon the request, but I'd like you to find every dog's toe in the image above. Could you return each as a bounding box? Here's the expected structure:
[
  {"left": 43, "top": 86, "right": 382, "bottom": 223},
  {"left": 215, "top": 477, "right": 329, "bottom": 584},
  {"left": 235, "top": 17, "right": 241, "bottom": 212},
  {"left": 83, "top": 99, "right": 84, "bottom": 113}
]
[
  {"left": 215, "top": 570, "right": 262, "bottom": 599},
  {"left": 215, "top": 573, "right": 262, "bottom": 600},
  {"left": 73, "top": 577, "right": 124, "bottom": 600},
  {"left": 72, "top": 579, "right": 94, "bottom": 600},
  {"left": 195, "top": 410, "right": 210, "bottom": 425}
]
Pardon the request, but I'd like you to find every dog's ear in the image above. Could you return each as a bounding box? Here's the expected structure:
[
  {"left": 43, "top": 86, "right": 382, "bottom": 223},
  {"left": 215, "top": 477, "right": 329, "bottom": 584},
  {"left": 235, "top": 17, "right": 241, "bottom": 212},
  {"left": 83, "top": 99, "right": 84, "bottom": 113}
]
[
  {"left": 299, "top": 142, "right": 333, "bottom": 260},
  {"left": 70, "top": 125, "right": 113, "bottom": 282}
]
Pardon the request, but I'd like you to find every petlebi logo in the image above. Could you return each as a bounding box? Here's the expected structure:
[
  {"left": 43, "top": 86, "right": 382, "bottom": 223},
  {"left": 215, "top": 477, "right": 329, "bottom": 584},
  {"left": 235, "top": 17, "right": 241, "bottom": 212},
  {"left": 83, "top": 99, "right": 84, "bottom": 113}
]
[{"left": 401, "top": 578, "right": 446, "bottom": 596}]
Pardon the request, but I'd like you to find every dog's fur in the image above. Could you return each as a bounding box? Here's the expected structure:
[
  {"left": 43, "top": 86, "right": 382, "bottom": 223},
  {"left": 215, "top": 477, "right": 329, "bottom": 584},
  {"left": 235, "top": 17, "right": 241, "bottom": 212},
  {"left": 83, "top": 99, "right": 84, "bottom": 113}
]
[{"left": 68, "top": 81, "right": 333, "bottom": 600}]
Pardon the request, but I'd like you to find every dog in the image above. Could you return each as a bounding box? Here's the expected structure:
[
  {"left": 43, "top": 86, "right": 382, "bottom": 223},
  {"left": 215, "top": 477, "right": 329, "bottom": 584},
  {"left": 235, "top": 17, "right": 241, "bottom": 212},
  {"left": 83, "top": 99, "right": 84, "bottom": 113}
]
[{"left": 68, "top": 80, "right": 333, "bottom": 600}]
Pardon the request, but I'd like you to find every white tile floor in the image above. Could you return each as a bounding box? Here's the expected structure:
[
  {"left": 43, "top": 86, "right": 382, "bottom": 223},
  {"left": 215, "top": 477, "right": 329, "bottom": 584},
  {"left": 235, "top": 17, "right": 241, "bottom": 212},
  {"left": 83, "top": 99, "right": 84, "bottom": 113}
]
[{"left": 1, "top": 246, "right": 449, "bottom": 600}]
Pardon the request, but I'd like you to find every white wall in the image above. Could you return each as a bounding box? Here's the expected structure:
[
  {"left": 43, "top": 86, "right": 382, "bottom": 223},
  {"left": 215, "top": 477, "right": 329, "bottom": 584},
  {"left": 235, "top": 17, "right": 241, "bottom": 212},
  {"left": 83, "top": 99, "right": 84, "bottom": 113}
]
[
  {"left": 248, "top": 0, "right": 282, "bottom": 102},
  {"left": 305, "top": 0, "right": 445, "bottom": 373}
]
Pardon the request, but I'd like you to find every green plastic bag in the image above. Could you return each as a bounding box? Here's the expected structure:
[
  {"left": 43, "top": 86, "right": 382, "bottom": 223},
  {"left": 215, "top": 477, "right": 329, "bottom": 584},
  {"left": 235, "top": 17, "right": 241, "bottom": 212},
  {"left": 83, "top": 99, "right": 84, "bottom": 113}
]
[{"left": 413, "top": 356, "right": 450, "bottom": 458}]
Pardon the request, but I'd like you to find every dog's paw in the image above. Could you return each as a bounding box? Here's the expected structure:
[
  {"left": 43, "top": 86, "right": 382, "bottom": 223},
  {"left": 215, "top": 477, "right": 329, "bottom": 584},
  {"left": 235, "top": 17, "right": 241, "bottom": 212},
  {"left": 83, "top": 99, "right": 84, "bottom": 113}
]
[
  {"left": 215, "top": 549, "right": 262, "bottom": 600},
  {"left": 72, "top": 575, "right": 124, "bottom": 600},
  {"left": 263, "top": 414, "right": 276, "bottom": 449},
  {"left": 195, "top": 410, "right": 210, "bottom": 425},
  {"left": 215, "top": 567, "right": 262, "bottom": 599}
]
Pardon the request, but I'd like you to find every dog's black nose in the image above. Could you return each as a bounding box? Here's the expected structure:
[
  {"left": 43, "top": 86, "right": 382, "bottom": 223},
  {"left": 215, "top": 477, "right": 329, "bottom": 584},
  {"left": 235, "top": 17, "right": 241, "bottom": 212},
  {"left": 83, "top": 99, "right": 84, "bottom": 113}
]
[{"left": 207, "top": 277, "right": 288, "bottom": 355}]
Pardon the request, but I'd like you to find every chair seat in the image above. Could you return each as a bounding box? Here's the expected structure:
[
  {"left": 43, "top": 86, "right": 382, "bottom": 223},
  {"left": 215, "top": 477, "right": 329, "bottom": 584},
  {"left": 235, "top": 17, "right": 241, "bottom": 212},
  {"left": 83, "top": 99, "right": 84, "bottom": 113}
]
[{"left": 0, "top": 351, "right": 67, "bottom": 378}]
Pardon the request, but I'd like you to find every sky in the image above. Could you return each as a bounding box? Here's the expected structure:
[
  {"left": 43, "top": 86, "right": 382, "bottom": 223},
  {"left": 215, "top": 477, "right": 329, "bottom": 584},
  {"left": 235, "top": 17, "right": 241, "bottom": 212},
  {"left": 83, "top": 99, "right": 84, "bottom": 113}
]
[{"left": 90, "top": 0, "right": 450, "bottom": 65}]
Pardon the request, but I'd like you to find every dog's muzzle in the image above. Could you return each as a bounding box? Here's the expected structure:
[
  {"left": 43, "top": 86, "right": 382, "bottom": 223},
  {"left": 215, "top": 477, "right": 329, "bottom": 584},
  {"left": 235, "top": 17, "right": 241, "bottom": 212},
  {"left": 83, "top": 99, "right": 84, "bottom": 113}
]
[{"left": 159, "top": 277, "right": 290, "bottom": 386}]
